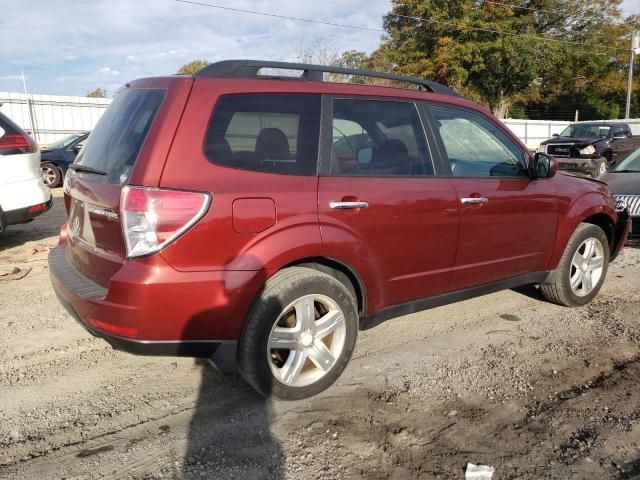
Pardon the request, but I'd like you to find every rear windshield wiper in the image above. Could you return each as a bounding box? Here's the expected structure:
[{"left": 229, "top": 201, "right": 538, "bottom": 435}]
[{"left": 69, "top": 164, "right": 107, "bottom": 176}]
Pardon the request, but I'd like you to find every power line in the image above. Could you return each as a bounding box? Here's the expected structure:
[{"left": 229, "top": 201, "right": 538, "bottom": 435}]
[
  {"left": 173, "top": 0, "right": 383, "bottom": 32},
  {"left": 307, "top": 0, "right": 624, "bottom": 54},
  {"left": 174, "top": 0, "right": 624, "bottom": 56},
  {"left": 480, "top": 0, "right": 583, "bottom": 16},
  {"left": 307, "top": 0, "right": 360, "bottom": 10},
  {"left": 388, "top": 11, "right": 622, "bottom": 55}
]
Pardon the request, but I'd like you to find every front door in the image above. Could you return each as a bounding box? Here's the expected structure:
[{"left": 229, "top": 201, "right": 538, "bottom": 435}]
[
  {"left": 426, "top": 104, "right": 558, "bottom": 291},
  {"left": 317, "top": 97, "right": 460, "bottom": 313}
]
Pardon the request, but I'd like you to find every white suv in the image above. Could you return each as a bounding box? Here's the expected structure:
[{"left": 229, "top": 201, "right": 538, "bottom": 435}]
[{"left": 0, "top": 112, "right": 51, "bottom": 232}]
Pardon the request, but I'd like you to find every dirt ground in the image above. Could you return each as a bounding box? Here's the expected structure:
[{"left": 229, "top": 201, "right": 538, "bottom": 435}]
[{"left": 1, "top": 188, "right": 640, "bottom": 480}]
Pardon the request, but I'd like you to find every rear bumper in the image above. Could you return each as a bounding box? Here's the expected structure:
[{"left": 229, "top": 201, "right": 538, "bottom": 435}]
[
  {"left": 1, "top": 197, "right": 52, "bottom": 229},
  {"left": 47, "top": 244, "right": 250, "bottom": 371},
  {"left": 0, "top": 175, "right": 50, "bottom": 212}
]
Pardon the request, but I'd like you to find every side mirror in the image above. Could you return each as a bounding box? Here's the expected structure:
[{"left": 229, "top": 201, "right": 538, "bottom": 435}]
[
  {"left": 529, "top": 153, "right": 557, "bottom": 179},
  {"left": 552, "top": 133, "right": 560, "bottom": 138},
  {"left": 356, "top": 146, "right": 373, "bottom": 164}
]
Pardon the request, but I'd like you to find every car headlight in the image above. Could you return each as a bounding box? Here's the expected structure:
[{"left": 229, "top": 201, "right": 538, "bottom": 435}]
[
  {"left": 539, "top": 144, "right": 547, "bottom": 153},
  {"left": 579, "top": 145, "right": 596, "bottom": 155}
]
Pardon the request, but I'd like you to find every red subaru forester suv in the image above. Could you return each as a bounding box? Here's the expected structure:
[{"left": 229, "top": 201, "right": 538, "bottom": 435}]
[{"left": 49, "top": 60, "right": 630, "bottom": 400}]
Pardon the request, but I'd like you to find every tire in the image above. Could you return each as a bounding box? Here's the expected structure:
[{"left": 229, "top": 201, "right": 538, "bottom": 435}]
[
  {"left": 540, "top": 223, "right": 609, "bottom": 307},
  {"left": 593, "top": 159, "right": 607, "bottom": 177},
  {"left": 237, "top": 267, "right": 358, "bottom": 400},
  {"left": 41, "top": 163, "right": 61, "bottom": 188}
]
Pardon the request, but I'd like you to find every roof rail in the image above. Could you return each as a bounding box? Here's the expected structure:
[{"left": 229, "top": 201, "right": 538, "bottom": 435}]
[{"left": 194, "top": 60, "right": 463, "bottom": 98}]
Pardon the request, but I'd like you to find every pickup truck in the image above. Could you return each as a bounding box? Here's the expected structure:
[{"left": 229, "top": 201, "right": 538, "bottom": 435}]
[{"left": 539, "top": 122, "right": 640, "bottom": 177}]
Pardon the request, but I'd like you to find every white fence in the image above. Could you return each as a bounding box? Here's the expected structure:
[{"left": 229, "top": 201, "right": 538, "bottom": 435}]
[
  {"left": 0, "top": 92, "right": 111, "bottom": 145},
  {"left": 503, "top": 118, "right": 640, "bottom": 149},
  {"left": 1, "top": 90, "right": 640, "bottom": 150},
  {"left": 502, "top": 119, "right": 571, "bottom": 149}
]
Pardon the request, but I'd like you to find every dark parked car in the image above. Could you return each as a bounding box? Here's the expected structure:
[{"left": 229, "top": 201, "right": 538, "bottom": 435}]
[
  {"left": 540, "top": 122, "right": 640, "bottom": 177},
  {"left": 49, "top": 60, "right": 630, "bottom": 400},
  {"left": 600, "top": 146, "right": 640, "bottom": 246},
  {"left": 40, "top": 132, "right": 89, "bottom": 187}
]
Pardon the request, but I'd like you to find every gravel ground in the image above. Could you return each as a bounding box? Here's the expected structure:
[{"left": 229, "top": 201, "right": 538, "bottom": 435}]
[{"left": 1, "top": 188, "right": 640, "bottom": 479}]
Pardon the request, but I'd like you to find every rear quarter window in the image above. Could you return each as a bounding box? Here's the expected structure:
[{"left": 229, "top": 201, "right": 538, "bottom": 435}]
[
  {"left": 204, "top": 93, "right": 321, "bottom": 176},
  {"left": 74, "top": 88, "right": 165, "bottom": 184}
]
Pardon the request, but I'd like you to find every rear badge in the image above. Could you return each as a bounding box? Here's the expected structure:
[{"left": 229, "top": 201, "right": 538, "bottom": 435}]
[{"left": 88, "top": 207, "right": 119, "bottom": 220}]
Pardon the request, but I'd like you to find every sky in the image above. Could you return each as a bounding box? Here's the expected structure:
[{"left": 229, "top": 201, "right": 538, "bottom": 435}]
[{"left": 0, "top": 0, "right": 638, "bottom": 97}]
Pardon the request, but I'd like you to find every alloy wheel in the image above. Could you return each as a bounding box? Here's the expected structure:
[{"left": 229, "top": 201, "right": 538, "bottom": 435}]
[
  {"left": 569, "top": 237, "right": 605, "bottom": 297},
  {"left": 267, "top": 294, "right": 347, "bottom": 388},
  {"left": 41, "top": 166, "right": 58, "bottom": 187}
]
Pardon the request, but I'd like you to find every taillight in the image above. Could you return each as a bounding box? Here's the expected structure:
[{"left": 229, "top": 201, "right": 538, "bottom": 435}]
[
  {"left": 27, "top": 202, "right": 47, "bottom": 213},
  {"left": 0, "top": 133, "right": 37, "bottom": 154},
  {"left": 121, "top": 186, "right": 211, "bottom": 258}
]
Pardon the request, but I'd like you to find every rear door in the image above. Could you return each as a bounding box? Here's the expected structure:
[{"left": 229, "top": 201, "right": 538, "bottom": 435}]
[
  {"left": 64, "top": 78, "right": 192, "bottom": 285},
  {"left": 611, "top": 125, "right": 634, "bottom": 160},
  {"left": 318, "top": 96, "right": 459, "bottom": 312},
  {"left": 425, "top": 104, "right": 558, "bottom": 290}
]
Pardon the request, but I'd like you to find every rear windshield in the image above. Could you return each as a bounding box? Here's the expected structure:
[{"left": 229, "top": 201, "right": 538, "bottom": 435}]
[{"left": 74, "top": 88, "right": 165, "bottom": 184}]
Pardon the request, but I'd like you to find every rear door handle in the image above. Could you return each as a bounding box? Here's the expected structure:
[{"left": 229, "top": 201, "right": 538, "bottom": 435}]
[
  {"left": 330, "top": 201, "right": 369, "bottom": 210},
  {"left": 461, "top": 197, "right": 489, "bottom": 204}
]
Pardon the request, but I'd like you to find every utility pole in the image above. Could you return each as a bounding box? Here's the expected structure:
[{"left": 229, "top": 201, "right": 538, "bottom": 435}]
[
  {"left": 21, "top": 71, "right": 38, "bottom": 141},
  {"left": 625, "top": 31, "right": 640, "bottom": 119}
]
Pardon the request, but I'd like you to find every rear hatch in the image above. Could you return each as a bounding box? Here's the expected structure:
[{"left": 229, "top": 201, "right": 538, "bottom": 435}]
[{"left": 64, "top": 77, "right": 194, "bottom": 286}]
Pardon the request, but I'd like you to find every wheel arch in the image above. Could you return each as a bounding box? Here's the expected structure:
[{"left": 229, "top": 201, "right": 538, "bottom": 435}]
[
  {"left": 583, "top": 213, "right": 615, "bottom": 253},
  {"left": 549, "top": 191, "right": 617, "bottom": 270},
  {"left": 41, "top": 159, "right": 61, "bottom": 167},
  {"left": 283, "top": 257, "right": 366, "bottom": 316}
]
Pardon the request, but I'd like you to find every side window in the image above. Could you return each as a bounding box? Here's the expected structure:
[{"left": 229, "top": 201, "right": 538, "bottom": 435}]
[
  {"left": 612, "top": 126, "right": 623, "bottom": 137},
  {"left": 429, "top": 105, "right": 527, "bottom": 178},
  {"left": 204, "top": 93, "right": 321, "bottom": 175},
  {"left": 330, "top": 98, "right": 432, "bottom": 176}
]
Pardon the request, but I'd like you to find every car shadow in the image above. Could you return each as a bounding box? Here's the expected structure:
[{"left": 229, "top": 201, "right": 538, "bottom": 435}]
[
  {"left": 511, "top": 284, "right": 546, "bottom": 302},
  {"left": 180, "top": 259, "right": 284, "bottom": 479},
  {"left": 180, "top": 361, "right": 283, "bottom": 479}
]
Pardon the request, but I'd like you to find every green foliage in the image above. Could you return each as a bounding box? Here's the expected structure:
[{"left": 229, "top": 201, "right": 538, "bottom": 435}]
[
  {"left": 336, "top": 50, "right": 371, "bottom": 84},
  {"left": 177, "top": 60, "right": 209, "bottom": 75},
  {"left": 375, "top": 0, "right": 632, "bottom": 118},
  {"left": 86, "top": 88, "right": 107, "bottom": 98}
]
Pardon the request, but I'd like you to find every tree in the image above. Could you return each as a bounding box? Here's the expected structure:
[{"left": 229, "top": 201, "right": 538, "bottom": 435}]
[
  {"left": 86, "top": 88, "right": 107, "bottom": 98},
  {"left": 177, "top": 60, "right": 209, "bottom": 75},
  {"left": 335, "top": 50, "right": 371, "bottom": 84},
  {"left": 377, "top": 0, "right": 627, "bottom": 118},
  {"left": 296, "top": 38, "right": 340, "bottom": 66}
]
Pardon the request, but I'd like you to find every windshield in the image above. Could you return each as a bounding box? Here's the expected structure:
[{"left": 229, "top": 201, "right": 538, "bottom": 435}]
[
  {"left": 612, "top": 148, "right": 640, "bottom": 172},
  {"left": 48, "top": 133, "right": 83, "bottom": 149},
  {"left": 559, "top": 124, "right": 611, "bottom": 139}
]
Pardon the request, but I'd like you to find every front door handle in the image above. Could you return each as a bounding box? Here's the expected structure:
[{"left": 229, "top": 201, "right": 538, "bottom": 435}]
[
  {"left": 461, "top": 197, "right": 489, "bottom": 205},
  {"left": 330, "top": 201, "right": 369, "bottom": 210}
]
